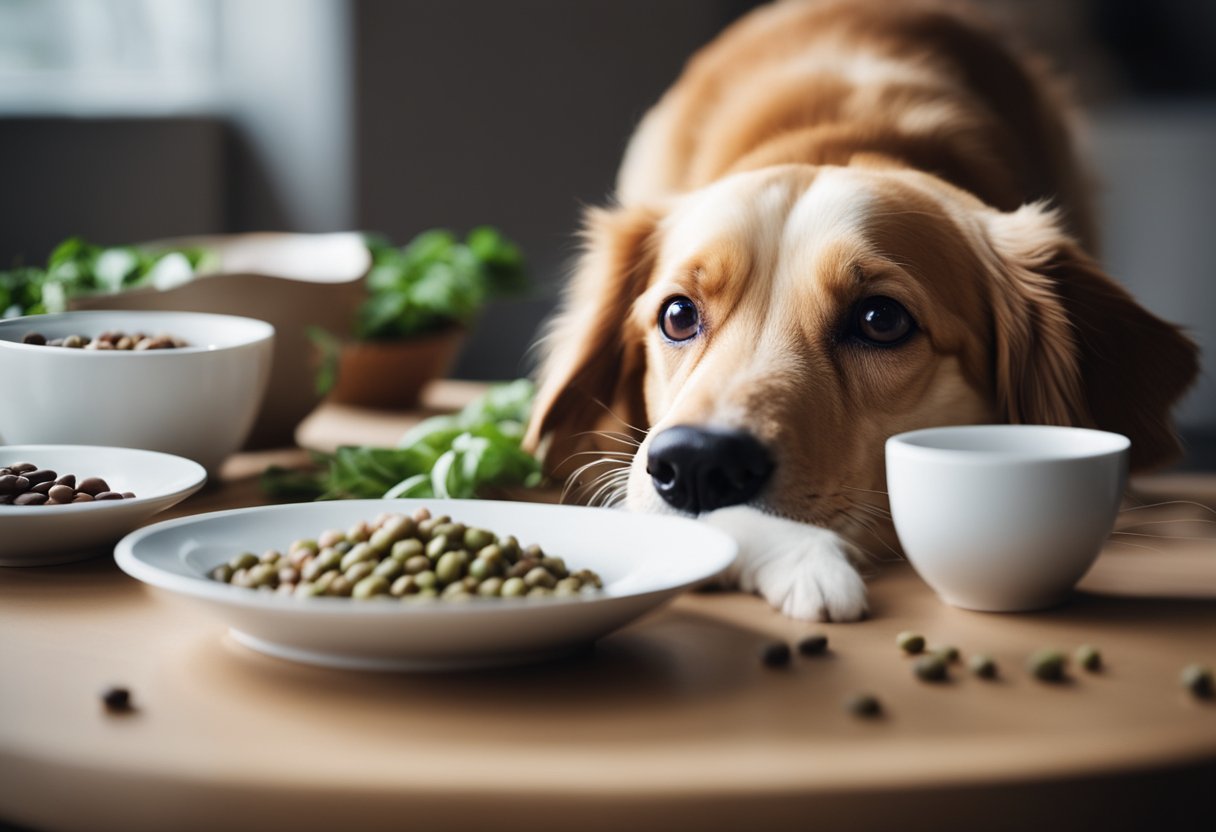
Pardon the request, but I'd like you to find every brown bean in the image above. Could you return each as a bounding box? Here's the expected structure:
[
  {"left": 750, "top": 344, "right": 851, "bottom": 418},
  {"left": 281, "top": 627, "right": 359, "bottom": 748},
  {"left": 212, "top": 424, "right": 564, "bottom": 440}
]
[
  {"left": 26, "top": 468, "right": 57, "bottom": 485},
  {"left": 55, "top": 474, "right": 76, "bottom": 488},
  {"left": 14, "top": 492, "right": 47, "bottom": 506},
  {"left": 94, "top": 491, "right": 124, "bottom": 501},
  {"left": 8, "top": 463, "right": 35, "bottom": 474},
  {"left": 0, "top": 495, "right": 13, "bottom": 505},
  {"left": 121, "top": 492, "right": 136, "bottom": 499},
  {"left": 21, "top": 332, "right": 46, "bottom": 345},
  {"left": 72, "top": 494, "right": 94, "bottom": 503},
  {"left": 48, "top": 484, "right": 75, "bottom": 503},
  {"left": 31, "top": 481, "right": 53, "bottom": 495},
  {"left": 0, "top": 474, "right": 19, "bottom": 494},
  {"left": 77, "top": 477, "right": 109, "bottom": 496},
  {"left": 507, "top": 558, "right": 539, "bottom": 579}
]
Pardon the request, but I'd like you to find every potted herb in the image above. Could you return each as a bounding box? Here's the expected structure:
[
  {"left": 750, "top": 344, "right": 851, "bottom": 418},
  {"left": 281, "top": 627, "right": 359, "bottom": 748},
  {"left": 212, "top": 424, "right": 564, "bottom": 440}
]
[{"left": 313, "top": 227, "right": 528, "bottom": 409}]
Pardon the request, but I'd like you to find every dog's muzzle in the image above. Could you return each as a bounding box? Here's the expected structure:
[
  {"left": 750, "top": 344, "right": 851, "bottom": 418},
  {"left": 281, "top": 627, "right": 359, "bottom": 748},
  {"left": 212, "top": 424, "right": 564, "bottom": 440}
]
[{"left": 646, "top": 425, "right": 774, "bottom": 514}]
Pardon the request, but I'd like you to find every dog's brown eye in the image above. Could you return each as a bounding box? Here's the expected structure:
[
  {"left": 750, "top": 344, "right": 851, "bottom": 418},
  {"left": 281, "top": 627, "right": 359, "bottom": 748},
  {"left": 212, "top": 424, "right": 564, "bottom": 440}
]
[
  {"left": 854, "top": 296, "right": 914, "bottom": 346},
  {"left": 659, "top": 296, "right": 700, "bottom": 342}
]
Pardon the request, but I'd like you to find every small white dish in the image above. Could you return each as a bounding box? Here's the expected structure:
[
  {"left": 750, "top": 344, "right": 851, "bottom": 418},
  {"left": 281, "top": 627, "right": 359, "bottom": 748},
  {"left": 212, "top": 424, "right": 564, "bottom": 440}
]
[
  {"left": 886, "top": 425, "right": 1129, "bottom": 612},
  {"left": 115, "top": 499, "right": 738, "bottom": 671},
  {"left": 0, "top": 445, "right": 206, "bottom": 566},
  {"left": 0, "top": 310, "right": 274, "bottom": 474}
]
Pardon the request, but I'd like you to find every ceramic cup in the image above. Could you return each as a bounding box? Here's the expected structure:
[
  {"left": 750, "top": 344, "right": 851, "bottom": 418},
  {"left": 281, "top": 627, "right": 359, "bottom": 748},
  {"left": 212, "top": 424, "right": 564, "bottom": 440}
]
[{"left": 886, "top": 425, "right": 1130, "bottom": 612}]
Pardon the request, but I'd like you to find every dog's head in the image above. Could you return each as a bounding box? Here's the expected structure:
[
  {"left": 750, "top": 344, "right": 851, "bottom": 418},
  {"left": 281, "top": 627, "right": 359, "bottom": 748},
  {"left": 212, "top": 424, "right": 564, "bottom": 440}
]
[{"left": 526, "top": 165, "right": 1197, "bottom": 531}]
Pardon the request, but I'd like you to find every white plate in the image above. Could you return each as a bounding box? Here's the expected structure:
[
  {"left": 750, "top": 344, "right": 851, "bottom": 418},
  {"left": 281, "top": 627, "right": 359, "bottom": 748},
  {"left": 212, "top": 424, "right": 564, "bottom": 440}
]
[
  {"left": 0, "top": 445, "right": 207, "bottom": 566},
  {"left": 115, "top": 499, "right": 737, "bottom": 671}
]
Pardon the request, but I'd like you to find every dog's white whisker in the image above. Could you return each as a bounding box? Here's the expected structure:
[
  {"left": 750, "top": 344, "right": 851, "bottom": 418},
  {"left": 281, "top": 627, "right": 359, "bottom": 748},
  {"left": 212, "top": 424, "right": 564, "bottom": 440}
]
[
  {"left": 853, "top": 502, "right": 892, "bottom": 519},
  {"left": 842, "top": 484, "right": 889, "bottom": 497},
  {"left": 560, "top": 457, "right": 630, "bottom": 505},
  {"left": 1116, "top": 518, "right": 1216, "bottom": 530},
  {"left": 836, "top": 508, "right": 903, "bottom": 563},
  {"left": 1105, "top": 538, "right": 1165, "bottom": 554},
  {"left": 588, "top": 396, "right": 648, "bottom": 437},
  {"left": 572, "top": 429, "right": 643, "bottom": 449},
  {"left": 585, "top": 469, "right": 630, "bottom": 507},
  {"left": 1118, "top": 499, "right": 1216, "bottom": 518},
  {"left": 1109, "top": 530, "right": 1216, "bottom": 542}
]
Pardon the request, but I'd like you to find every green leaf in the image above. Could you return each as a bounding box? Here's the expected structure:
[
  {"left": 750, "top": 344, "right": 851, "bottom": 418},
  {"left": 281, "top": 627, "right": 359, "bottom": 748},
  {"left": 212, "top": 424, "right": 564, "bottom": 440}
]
[
  {"left": 306, "top": 326, "right": 343, "bottom": 395},
  {"left": 353, "top": 226, "right": 529, "bottom": 340},
  {"left": 261, "top": 380, "right": 543, "bottom": 503},
  {"left": 384, "top": 473, "right": 432, "bottom": 499}
]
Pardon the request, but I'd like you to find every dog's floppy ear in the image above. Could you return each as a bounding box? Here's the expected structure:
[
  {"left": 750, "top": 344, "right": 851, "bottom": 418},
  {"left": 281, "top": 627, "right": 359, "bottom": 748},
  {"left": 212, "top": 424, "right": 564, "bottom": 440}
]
[
  {"left": 985, "top": 203, "right": 1198, "bottom": 471},
  {"left": 524, "top": 204, "right": 663, "bottom": 471}
]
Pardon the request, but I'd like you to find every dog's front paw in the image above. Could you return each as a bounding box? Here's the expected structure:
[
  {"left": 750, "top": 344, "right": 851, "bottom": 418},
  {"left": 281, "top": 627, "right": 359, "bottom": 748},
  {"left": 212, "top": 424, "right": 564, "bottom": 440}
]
[
  {"left": 750, "top": 543, "right": 868, "bottom": 621},
  {"left": 704, "top": 506, "right": 868, "bottom": 622}
]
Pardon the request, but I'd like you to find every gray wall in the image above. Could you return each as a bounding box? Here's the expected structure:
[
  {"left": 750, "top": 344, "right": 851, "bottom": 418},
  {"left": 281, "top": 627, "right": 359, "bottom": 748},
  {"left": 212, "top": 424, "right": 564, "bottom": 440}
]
[
  {"left": 1089, "top": 107, "right": 1216, "bottom": 434},
  {"left": 352, "top": 0, "right": 756, "bottom": 380}
]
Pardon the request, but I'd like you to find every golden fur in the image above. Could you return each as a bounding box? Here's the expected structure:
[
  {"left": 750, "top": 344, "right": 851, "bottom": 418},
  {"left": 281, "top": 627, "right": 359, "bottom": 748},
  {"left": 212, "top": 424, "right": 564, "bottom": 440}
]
[{"left": 524, "top": 0, "right": 1198, "bottom": 620}]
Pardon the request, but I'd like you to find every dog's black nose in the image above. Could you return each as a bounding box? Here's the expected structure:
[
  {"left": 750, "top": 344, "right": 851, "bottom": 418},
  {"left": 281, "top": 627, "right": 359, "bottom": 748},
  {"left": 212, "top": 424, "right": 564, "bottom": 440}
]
[{"left": 646, "top": 425, "right": 774, "bottom": 514}]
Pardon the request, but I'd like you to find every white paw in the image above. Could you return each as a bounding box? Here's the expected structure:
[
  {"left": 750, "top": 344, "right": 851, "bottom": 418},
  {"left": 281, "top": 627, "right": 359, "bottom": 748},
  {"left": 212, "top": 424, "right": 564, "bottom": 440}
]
[{"left": 703, "top": 505, "right": 869, "bottom": 622}]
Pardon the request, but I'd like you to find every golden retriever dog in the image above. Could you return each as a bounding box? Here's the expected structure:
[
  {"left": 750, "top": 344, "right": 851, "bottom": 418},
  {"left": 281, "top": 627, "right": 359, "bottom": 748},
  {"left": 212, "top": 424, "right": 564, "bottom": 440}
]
[{"left": 524, "top": 0, "right": 1198, "bottom": 620}]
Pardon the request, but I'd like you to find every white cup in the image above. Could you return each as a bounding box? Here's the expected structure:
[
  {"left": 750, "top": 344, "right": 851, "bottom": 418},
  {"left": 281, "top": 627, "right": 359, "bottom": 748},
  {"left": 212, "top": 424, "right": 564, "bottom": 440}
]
[{"left": 886, "top": 425, "right": 1129, "bottom": 612}]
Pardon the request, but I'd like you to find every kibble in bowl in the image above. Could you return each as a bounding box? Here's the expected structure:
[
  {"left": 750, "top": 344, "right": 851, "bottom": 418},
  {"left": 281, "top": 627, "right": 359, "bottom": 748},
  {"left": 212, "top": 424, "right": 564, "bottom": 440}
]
[
  {"left": 115, "top": 498, "right": 738, "bottom": 670},
  {"left": 208, "top": 506, "right": 604, "bottom": 602},
  {"left": 0, "top": 445, "right": 206, "bottom": 566}
]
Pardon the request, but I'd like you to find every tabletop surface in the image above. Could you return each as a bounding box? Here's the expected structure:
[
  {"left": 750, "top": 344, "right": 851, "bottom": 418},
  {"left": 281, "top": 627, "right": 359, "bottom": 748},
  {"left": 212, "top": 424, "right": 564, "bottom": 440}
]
[{"left": 3, "top": 386, "right": 1215, "bottom": 832}]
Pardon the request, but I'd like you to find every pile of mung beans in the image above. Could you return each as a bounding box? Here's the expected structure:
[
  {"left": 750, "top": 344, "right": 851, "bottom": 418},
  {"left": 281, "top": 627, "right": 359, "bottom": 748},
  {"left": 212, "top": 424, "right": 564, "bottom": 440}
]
[
  {"left": 209, "top": 507, "right": 604, "bottom": 601},
  {"left": 0, "top": 462, "right": 134, "bottom": 506},
  {"left": 21, "top": 330, "right": 189, "bottom": 350}
]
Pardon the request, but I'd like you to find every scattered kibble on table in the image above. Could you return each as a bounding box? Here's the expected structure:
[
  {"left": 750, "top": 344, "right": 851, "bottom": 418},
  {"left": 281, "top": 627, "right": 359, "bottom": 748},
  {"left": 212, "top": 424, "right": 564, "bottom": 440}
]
[
  {"left": 968, "top": 654, "right": 998, "bottom": 679},
  {"left": 761, "top": 641, "right": 792, "bottom": 668},
  {"left": 914, "top": 653, "right": 949, "bottom": 682},
  {"left": 1180, "top": 664, "right": 1213, "bottom": 698},
  {"left": 797, "top": 634, "right": 829, "bottom": 656},
  {"left": 844, "top": 693, "right": 882, "bottom": 718},
  {"left": 0, "top": 462, "right": 133, "bottom": 506},
  {"left": 1076, "top": 645, "right": 1102, "bottom": 673},
  {"left": 1028, "top": 649, "right": 1067, "bottom": 682},
  {"left": 896, "top": 631, "right": 925, "bottom": 654},
  {"left": 930, "top": 645, "right": 960, "bottom": 663},
  {"left": 100, "top": 686, "right": 133, "bottom": 713}
]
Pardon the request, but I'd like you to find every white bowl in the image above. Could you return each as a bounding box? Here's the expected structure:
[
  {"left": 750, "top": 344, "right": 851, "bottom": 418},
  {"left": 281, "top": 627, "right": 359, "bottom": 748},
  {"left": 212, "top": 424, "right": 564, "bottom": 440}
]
[
  {"left": 72, "top": 232, "right": 369, "bottom": 447},
  {"left": 115, "top": 499, "right": 738, "bottom": 671},
  {"left": 0, "top": 310, "right": 274, "bottom": 474},
  {"left": 0, "top": 445, "right": 206, "bottom": 566},
  {"left": 886, "top": 425, "right": 1130, "bottom": 612}
]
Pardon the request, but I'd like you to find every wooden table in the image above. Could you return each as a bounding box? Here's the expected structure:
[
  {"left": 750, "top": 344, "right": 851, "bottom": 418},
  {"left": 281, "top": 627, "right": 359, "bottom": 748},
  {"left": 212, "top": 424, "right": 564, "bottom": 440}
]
[{"left": 2, "top": 392, "right": 1215, "bottom": 832}]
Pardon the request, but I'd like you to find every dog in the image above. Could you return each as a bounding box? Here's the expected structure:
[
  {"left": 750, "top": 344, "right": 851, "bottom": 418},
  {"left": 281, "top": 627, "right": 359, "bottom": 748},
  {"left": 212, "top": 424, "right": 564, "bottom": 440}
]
[{"left": 523, "top": 0, "right": 1198, "bottom": 621}]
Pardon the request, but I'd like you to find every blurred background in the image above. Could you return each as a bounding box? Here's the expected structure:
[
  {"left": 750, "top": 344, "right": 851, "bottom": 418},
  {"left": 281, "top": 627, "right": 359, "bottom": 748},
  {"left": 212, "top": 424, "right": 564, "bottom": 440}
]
[{"left": 0, "top": 0, "right": 1213, "bottom": 465}]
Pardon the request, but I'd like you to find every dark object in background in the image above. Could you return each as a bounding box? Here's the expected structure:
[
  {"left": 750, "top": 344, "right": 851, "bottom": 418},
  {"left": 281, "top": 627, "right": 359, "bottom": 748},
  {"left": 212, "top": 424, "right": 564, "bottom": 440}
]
[
  {"left": 1092, "top": 0, "right": 1216, "bottom": 95},
  {"left": 0, "top": 119, "right": 225, "bottom": 272},
  {"left": 761, "top": 641, "right": 792, "bottom": 668},
  {"left": 100, "top": 685, "right": 133, "bottom": 713},
  {"left": 797, "top": 634, "right": 829, "bottom": 656}
]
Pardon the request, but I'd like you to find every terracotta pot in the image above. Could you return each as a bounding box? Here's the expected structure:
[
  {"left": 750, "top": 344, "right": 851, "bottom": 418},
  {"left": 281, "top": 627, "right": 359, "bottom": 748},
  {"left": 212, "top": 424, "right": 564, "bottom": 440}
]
[{"left": 329, "top": 328, "right": 465, "bottom": 410}]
